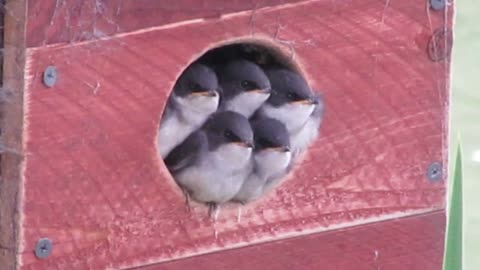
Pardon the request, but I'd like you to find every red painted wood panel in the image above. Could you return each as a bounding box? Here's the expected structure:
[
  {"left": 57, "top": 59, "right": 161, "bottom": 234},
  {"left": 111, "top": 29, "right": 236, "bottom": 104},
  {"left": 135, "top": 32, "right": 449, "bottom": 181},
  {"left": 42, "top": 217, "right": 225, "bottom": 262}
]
[
  {"left": 18, "top": 0, "right": 452, "bottom": 269},
  {"left": 140, "top": 211, "right": 446, "bottom": 270},
  {"left": 25, "top": 0, "right": 306, "bottom": 48}
]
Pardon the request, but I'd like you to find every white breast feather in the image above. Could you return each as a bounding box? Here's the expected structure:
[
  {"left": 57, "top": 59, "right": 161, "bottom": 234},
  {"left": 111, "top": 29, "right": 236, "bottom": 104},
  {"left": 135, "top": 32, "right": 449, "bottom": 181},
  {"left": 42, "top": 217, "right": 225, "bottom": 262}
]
[
  {"left": 290, "top": 115, "right": 322, "bottom": 156},
  {"left": 259, "top": 103, "right": 314, "bottom": 133},
  {"left": 234, "top": 150, "right": 291, "bottom": 202},
  {"left": 158, "top": 94, "right": 219, "bottom": 158},
  {"left": 224, "top": 92, "right": 270, "bottom": 118},
  {"left": 176, "top": 144, "right": 252, "bottom": 203}
]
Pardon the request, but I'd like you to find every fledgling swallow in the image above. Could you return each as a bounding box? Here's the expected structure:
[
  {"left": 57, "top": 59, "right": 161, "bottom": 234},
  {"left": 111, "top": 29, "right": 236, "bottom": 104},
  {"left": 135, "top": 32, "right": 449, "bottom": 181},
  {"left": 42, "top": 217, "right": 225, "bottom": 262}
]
[
  {"left": 164, "top": 111, "right": 254, "bottom": 214},
  {"left": 233, "top": 117, "right": 292, "bottom": 203},
  {"left": 158, "top": 63, "right": 220, "bottom": 158},
  {"left": 218, "top": 59, "right": 271, "bottom": 118},
  {"left": 256, "top": 68, "right": 324, "bottom": 156},
  {"left": 289, "top": 93, "right": 324, "bottom": 156}
]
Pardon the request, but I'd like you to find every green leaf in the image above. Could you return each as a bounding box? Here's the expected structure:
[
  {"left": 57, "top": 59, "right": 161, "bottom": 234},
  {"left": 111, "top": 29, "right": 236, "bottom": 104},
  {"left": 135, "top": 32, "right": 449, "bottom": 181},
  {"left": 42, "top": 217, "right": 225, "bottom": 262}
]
[{"left": 443, "top": 145, "right": 463, "bottom": 270}]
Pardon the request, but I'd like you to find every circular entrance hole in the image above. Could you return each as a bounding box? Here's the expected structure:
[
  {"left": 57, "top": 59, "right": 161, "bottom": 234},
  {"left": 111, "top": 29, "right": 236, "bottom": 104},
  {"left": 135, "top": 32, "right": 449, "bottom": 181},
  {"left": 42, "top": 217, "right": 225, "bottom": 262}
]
[{"left": 158, "top": 42, "right": 323, "bottom": 211}]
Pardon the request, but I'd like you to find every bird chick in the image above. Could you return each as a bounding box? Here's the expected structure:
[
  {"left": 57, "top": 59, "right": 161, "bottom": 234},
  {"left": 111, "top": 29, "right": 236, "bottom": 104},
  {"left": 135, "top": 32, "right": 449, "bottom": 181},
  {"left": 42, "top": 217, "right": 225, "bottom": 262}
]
[
  {"left": 218, "top": 59, "right": 271, "bottom": 118},
  {"left": 165, "top": 111, "right": 254, "bottom": 215},
  {"left": 256, "top": 68, "right": 324, "bottom": 156},
  {"left": 233, "top": 117, "right": 292, "bottom": 203},
  {"left": 158, "top": 63, "right": 220, "bottom": 158},
  {"left": 289, "top": 92, "right": 324, "bottom": 156}
]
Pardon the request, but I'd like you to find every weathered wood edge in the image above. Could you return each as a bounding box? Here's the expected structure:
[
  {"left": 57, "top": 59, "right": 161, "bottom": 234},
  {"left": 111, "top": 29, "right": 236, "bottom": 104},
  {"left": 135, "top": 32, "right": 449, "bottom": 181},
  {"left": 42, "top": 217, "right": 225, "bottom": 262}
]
[
  {"left": 131, "top": 210, "right": 446, "bottom": 270},
  {"left": 0, "top": 0, "right": 4, "bottom": 83},
  {"left": 0, "top": 0, "right": 27, "bottom": 269}
]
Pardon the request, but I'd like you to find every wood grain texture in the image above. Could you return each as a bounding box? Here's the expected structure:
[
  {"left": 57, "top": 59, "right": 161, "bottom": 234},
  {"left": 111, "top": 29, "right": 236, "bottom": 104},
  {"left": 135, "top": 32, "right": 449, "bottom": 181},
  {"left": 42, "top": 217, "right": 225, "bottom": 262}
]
[
  {"left": 18, "top": 0, "right": 452, "bottom": 269},
  {"left": 0, "top": 0, "right": 27, "bottom": 269},
  {"left": 25, "top": 0, "right": 307, "bottom": 48},
  {"left": 0, "top": 0, "right": 5, "bottom": 83},
  {"left": 138, "top": 211, "right": 446, "bottom": 270}
]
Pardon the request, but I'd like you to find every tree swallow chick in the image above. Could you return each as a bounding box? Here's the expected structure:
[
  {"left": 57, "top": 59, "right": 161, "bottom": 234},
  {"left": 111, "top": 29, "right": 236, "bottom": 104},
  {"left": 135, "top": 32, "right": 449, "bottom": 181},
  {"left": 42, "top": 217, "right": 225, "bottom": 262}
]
[
  {"left": 233, "top": 117, "right": 292, "bottom": 203},
  {"left": 256, "top": 68, "right": 324, "bottom": 156},
  {"left": 158, "top": 63, "right": 220, "bottom": 158},
  {"left": 290, "top": 93, "right": 324, "bottom": 156},
  {"left": 218, "top": 59, "right": 271, "bottom": 118},
  {"left": 164, "top": 111, "right": 254, "bottom": 214}
]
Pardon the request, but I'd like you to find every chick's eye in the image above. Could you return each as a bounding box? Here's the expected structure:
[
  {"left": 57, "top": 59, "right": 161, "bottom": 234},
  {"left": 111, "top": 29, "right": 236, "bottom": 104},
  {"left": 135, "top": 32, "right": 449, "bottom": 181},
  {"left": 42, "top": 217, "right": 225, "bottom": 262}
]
[
  {"left": 241, "top": 80, "right": 255, "bottom": 90},
  {"left": 286, "top": 91, "right": 296, "bottom": 99},
  {"left": 224, "top": 130, "right": 242, "bottom": 142},
  {"left": 188, "top": 81, "right": 201, "bottom": 90}
]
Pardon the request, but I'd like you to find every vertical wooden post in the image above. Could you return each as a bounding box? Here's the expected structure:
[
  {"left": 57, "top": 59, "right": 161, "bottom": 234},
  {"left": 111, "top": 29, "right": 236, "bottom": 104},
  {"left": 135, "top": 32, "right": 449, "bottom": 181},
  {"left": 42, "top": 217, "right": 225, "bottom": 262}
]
[{"left": 0, "top": 0, "right": 26, "bottom": 268}]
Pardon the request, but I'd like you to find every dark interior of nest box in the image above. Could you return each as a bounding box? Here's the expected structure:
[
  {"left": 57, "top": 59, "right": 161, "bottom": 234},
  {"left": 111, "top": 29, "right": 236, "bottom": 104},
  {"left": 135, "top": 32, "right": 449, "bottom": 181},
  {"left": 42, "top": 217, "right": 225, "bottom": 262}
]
[{"left": 197, "top": 43, "right": 300, "bottom": 73}]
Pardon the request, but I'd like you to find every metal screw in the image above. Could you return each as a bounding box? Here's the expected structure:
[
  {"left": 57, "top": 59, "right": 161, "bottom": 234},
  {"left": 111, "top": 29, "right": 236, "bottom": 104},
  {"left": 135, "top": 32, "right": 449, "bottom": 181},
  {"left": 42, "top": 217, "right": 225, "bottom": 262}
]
[
  {"left": 34, "top": 238, "right": 52, "bottom": 259},
  {"left": 427, "top": 162, "right": 443, "bottom": 182},
  {"left": 427, "top": 28, "right": 453, "bottom": 62},
  {"left": 43, "top": 66, "right": 57, "bottom": 88},
  {"left": 430, "top": 0, "right": 446, "bottom": 10}
]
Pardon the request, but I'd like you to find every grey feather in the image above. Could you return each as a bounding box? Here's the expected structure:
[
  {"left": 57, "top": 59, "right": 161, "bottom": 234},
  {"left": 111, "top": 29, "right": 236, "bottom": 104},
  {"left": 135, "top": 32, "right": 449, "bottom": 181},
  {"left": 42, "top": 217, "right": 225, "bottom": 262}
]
[
  {"left": 233, "top": 117, "right": 292, "bottom": 203},
  {"left": 166, "top": 111, "right": 254, "bottom": 205},
  {"left": 158, "top": 63, "right": 220, "bottom": 158}
]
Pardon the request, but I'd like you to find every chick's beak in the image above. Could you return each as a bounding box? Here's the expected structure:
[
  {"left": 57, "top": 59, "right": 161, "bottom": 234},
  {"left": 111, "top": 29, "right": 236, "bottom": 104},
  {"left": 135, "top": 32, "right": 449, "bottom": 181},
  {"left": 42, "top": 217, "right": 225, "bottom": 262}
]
[
  {"left": 269, "top": 146, "right": 290, "bottom": 152},
  {"left": 207, "top": 90, "right": 218, "bottom": 97},
  {"left": 232, "top": 141, "right": 254, "bottom": 148},
  {"left": 190, "top": 90, "right": 217, "bottom": 97},
  {"left": 293, "top": 98, "right": 318, "bottom": 105},
  {"left": 248, "top": 88, "right": 271, "bottom": 94}
]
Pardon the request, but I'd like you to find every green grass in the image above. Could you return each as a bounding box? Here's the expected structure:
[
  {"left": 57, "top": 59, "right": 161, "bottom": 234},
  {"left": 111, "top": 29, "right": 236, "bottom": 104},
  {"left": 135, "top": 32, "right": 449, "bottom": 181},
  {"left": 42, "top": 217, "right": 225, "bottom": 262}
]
[
  {"left": 443, "top": 144, "right": 463, "bottom": 270},
  {"left": 451, "top": 1, "right": 480, "bottom": 269}
]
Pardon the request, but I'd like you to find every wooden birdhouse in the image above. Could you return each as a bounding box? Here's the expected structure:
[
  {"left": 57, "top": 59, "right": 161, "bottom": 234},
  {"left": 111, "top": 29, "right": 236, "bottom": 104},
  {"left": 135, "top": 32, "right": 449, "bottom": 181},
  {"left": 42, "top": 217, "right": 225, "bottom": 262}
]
[{"left": 0, "top": 0, "right": 453, "bottom": 269}]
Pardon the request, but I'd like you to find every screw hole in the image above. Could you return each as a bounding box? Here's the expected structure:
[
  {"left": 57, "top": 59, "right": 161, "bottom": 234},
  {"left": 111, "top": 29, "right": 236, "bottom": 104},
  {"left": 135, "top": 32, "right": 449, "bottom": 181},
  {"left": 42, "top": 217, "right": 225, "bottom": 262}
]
[
  {"left": 35, "top": 238, "right": 53, "bottom": 259},
  {"left": 42, "top": 66, "right": 57, "bottom": 88},
  {"left": 430, "top": 0, "right": 446, "bottom": 10},
  {"left": 427, "top": 162, "right": 442, "bottom": 182}
]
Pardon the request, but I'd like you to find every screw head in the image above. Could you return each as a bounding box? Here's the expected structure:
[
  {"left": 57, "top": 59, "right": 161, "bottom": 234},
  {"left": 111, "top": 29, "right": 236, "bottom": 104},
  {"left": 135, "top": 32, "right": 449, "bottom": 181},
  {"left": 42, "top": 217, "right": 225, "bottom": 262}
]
[
  {"left": 34, "top": 238, "right": 52, "bottom": 259},
  {"left": 427, "top": 28, "right": 453, "bottom": 62},
  {"left": 43, "top": 66, "right": 57, "bottom": 88},
  {"left": 430, "top": 0, "right": 446, "bottom": 10},
  {"left": 427, "top": 162, "right": 443, "bottom": 182}
]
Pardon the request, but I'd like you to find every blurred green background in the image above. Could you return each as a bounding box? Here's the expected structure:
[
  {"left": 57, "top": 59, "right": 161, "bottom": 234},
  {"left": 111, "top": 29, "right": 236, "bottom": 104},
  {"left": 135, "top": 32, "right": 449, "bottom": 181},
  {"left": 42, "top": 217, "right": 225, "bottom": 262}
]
[{"left": 451, "top": 1, "right": 480, "bottom": 269}]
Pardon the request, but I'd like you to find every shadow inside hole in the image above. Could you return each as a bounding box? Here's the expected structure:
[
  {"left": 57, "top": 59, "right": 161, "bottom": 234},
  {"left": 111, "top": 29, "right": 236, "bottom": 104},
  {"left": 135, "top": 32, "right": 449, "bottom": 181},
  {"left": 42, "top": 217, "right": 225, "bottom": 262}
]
[{"left": 197, "top": 43, "right": 299, "bottom": 73}]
